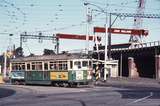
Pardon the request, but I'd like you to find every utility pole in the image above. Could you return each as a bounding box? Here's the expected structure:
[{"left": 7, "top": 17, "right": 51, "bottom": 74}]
[
  {"left": 3, "top": 34, "right": 13, "bottom": 78},
  {"left": 108, "top": 13, "right": 112, "bottom": 60},
  {"left": 104, "top": 1, "right": 108, "bottom": 81}
]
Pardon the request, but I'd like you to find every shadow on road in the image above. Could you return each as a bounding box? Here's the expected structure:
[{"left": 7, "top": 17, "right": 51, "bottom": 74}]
[
  {"left": 0, "top": 88, "right": 16, "bottom": 98},
  {"left": 115, "top": 88, "right": 160, "bottom": 99}
]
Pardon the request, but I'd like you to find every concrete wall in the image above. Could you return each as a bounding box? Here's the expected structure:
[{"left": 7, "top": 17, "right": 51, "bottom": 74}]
[{"left": 155, "top": 55, "right": 160, "bottom": 79}]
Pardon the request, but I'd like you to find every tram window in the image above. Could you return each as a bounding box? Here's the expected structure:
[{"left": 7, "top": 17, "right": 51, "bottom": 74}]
[
  {"left": 12, "top": 64, "right": 17, "bottom": 70},
  {"left": 19, "top": 65, "right": 23, "bottom": 70},
  {"left": 50, "top": 64, "right": 54, "bottom": 69},
  {"left": 59, "top": 64, "right": 62, "bottom": 70},
  {"left": 89, "top": 61, "right": 92, "bottom": 67},
  {"left": 15, "top": 65, "right": 18, "bottom": 70},
  {"left": 62, "top": 64, "right": 67, "bottom": 70},
  {"left": 74, "top": 61, "right": 81, "bottom": 69},
  {"left": 70, "top": 61, "right": 73, "bottom": 69},
  {"left": 27, "top": 63, "right": 30, "bottom": 70},
  {"left": 50, "top": 62, "right": 58, "bottom": 70},
  {"left": 11, "top": 65, "right": 14, "bottom": 70},
  {"left": 31, "top": 62, "right": 43, "bottom": 70},
  {"left": 54, "top": 64, "right": 58, "bottom": 70},
  {"left": 32, "top": 65, "right": 35, "bottom": 70},
  {"left": 82, "top": 61, "right": 88, "bottom": 67},
  {"left": 44, "top": 63, "right": 48, "bottom": 70},
  {"left": 50, "top": 64, "right": 57, "bottom": 70},
  {"left": 32, "top": 62, "right": 35, "bottom": 70},
  {"left": 22, "top": 64, "right": 25, "bottom": 70},
  {"left": 50, "top": 65, "right": 53, "bottom": 69},
  {"left": 36, "top": 62, "right": 42, "bottom": 70}
]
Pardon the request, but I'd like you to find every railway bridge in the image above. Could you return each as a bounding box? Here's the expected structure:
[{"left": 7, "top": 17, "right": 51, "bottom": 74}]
[{"left": 93, "top": 41, "right": 160, "bottom": 79}]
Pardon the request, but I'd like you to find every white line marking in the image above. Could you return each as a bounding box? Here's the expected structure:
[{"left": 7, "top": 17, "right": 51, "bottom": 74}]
[
  {"left": 79, "top": 89, "right": 87, "bottom": 92},
  {"left": 127, "top": 92, "right": 153, "bottom": 105}
]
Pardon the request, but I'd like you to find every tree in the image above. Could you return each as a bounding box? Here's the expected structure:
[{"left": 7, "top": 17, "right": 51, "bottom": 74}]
[
  {"left": 14, "top": 47, "right": 23, "bottom": 57},
  {"left": 43, "top": 49, "right": 55, "bottom": 55}
]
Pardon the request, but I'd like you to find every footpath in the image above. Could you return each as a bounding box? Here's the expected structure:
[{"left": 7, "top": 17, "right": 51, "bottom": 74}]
[{"left": 97, "top": 77, "right": 160, "bottom": 89}]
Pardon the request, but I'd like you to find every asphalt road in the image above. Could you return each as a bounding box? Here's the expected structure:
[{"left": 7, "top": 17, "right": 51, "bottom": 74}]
[{"left": 0, "top": 84, "right": 160, "bottom": 106}]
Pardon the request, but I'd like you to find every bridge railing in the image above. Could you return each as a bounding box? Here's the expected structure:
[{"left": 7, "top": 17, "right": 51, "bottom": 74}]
[{"left": 111, "top": 41, "right": 160, "bottom": 51}]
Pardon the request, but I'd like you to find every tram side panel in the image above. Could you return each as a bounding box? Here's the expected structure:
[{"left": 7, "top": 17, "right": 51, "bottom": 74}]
[
  {"left": 68, "top": 70, "right": 89, "bottom": 85},
  {"left": 25, "top": 71, "right": 51, "bottom": 85},
  {"left": 25, "top": 70, "right": 89, "bottom": 86},
  {"left": 50, "top": 70, "right": 89, "bottom": 86},
  {"left": 50, "top": 71, "right": 68, "bottom": 85}
]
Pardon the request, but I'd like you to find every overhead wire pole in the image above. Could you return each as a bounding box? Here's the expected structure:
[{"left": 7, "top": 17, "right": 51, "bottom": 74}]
[
  {"left": 104, "top": 0, "right": 108, "bottom": 81},
  {"left": 85, "top": 3, "right": 93, "bottom": 54},
  {"left": 85, "top": 3, "right": 89, "bottom": 54},
  {"left": 20, "top": 32, "right": 59, "bottom": 54}
]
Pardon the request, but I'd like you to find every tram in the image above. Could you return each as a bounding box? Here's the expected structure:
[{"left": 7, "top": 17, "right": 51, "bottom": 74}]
[{"left": 10, "top": 53, "right": 93, "bottom": 87}]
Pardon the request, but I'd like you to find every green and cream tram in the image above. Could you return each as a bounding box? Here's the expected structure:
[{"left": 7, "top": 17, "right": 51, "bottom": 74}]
[{"left": 10, "top": 53, "right": 93, "bottom": 87}]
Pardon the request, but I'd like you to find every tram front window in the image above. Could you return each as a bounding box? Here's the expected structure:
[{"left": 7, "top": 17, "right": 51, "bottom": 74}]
[
  {"left": 74, "top": 61, "right": 81, "bottom": 69},
  {"left": 82, "top": 61, "right": 88, "bottom": 67}
]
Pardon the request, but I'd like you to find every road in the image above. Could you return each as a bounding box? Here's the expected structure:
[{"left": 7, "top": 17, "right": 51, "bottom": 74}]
[{"left": 0, "top": 84, "right": 160, "bottom": 106}]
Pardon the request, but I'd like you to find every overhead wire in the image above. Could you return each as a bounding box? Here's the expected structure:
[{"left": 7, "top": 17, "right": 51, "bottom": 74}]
[{"left": 0, "top": 0, "right": 27, "bottom": 33}]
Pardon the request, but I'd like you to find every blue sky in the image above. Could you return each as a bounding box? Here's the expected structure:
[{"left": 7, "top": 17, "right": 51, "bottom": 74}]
[{"left": 0, "top": 0, "right": 160, "bottom": 55}]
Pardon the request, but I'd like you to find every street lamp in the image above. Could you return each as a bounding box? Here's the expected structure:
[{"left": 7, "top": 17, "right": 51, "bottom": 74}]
[
  {"left": 84, "top": 2, "right": 105, "bottom": 13},
  {"left": 3, "top": 34, "right": 13, "bottom": 78},
  {"left": 84, "top": 2, "right": 107, "bottom": 54},
  {"left": 84, "top": 2, "right": 108, "bottom": 81}
]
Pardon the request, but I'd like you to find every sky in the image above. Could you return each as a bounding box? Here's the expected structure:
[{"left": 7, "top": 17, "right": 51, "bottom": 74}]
[{"left": 0, "top": 0, "right": 160, "bottom": 55}]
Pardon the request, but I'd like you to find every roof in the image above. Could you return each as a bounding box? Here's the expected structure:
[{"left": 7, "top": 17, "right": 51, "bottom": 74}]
[{"left": 11, "top": 53, "right": 89, "bottom": 62}]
